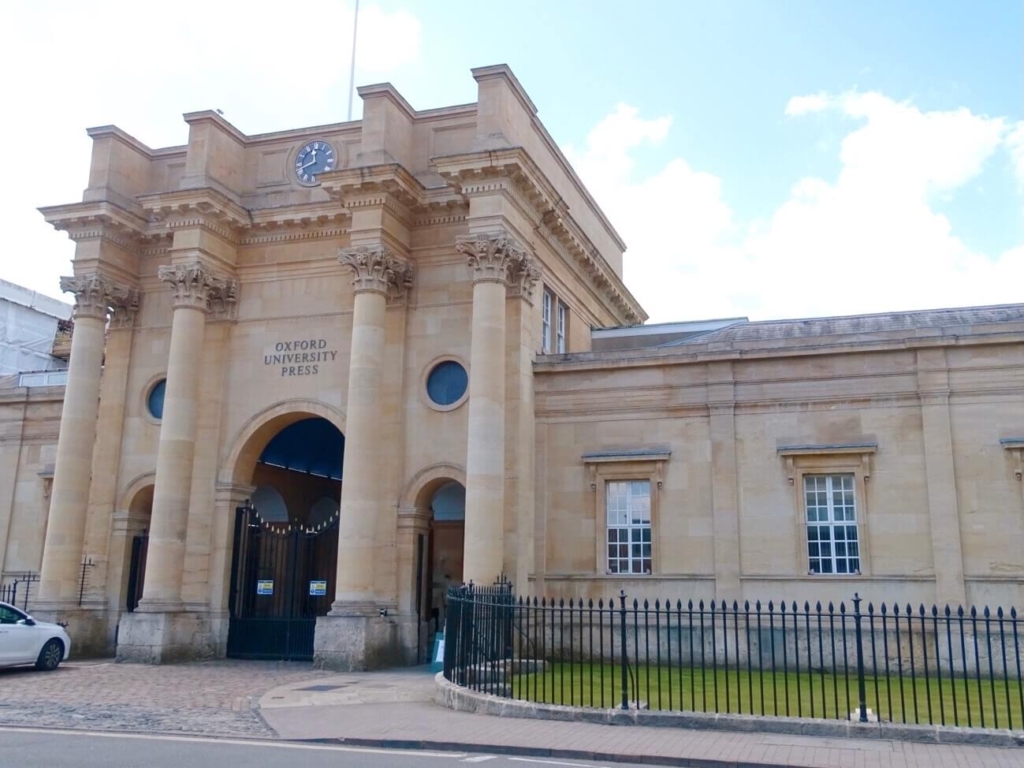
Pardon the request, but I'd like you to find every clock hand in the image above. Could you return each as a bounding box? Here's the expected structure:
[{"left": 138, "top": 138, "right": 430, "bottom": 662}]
[{"left": 301, "top": 158, "right": 317, "bottom": 170}]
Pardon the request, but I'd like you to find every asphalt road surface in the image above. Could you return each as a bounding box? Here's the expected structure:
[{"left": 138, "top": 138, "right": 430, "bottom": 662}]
[{"left": 0, "top": 728, "right": 651, "bottom": 768}]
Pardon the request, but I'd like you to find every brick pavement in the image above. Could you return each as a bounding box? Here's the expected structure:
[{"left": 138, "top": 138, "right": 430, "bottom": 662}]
[{"left": 0, "top": 660, "right": 331, "bottom": 738}]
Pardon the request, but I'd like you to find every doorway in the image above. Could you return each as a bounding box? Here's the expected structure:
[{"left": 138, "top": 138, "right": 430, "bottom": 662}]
[
  {"left": 418, "top": 480, "right": 465, "bottom": 661},
  {"left": 226, "top": 417, "right": 343, "bottom": 661}
]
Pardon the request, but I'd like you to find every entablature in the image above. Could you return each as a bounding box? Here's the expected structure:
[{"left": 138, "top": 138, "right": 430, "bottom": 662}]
[
  {"left": 319, "top": 163, "right": 431, "bottom": 228},
  {"left": 39, "top": 201, "right": 148, "bottom": 247},
  {"left": 140, "top": 187, "right": 252, "bottom": 243},
  {"left": 434, "top": 147, "right": 645, "bottom": 326}
]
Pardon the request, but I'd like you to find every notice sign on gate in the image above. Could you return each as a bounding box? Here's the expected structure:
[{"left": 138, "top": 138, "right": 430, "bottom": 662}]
[
  {"left": 309, "top": 580, "right": 327, "bottom": 597},
  {"left": 256, "top": 580, "right": 274, "bottom": 596}
]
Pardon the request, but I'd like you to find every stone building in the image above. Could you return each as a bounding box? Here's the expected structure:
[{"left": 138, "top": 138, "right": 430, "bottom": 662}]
[{"left": 1, "top": 65, "right": 1023, "bottom": 669}]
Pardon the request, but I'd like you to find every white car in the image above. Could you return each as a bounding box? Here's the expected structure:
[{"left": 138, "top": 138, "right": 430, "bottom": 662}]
[{"left": 0, "top": 601, "right": 71, "bottom": 671}]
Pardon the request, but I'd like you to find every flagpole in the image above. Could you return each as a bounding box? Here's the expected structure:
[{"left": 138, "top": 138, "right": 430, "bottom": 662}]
[{"left": 346, "top": 0, "right": 360, "bottom": 121}]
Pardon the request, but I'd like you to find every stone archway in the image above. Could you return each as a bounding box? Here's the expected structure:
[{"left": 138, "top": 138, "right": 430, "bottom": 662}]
[
  {"left": 398, "top": 463, "right": 467, "bottom": 663},
  {"left": 207, "top": 401, "right": 346, "bottom": 658},
  {"left": 221, "top": 399, "right": 346, "bottom": 487},
  {"left": 114, "top": 476, "right": 155, "bottom": 616}
]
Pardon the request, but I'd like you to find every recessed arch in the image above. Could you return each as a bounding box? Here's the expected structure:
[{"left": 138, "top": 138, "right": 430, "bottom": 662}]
[
  {"left": 220, "top": 399, "right": 346, "bottom": 486},
  {"left": 400, "top": 462, "right": 467, "bottom": 511},
  {"left": 118, "top": 471, "right": 157, "bottom": 515}
]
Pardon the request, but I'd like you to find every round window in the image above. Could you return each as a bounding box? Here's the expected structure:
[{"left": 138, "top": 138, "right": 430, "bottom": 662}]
[
  {"left": 147, "top": 379, "right": 167, "bottom": 420},
  {"left": 426, "top": 360, "right": 468, "bottom": 407}
]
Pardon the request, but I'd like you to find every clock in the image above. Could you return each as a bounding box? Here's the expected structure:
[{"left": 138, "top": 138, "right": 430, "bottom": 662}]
[{"left": 294, "top": 140, "right": 337, "bottom": 185}]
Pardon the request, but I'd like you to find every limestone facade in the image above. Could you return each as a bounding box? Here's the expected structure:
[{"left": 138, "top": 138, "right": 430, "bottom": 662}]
[{"left": 0, "top": 65, "right": 1022, "bottom": 667}]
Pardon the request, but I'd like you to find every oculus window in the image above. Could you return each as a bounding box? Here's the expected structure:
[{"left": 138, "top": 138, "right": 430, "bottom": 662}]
[
  {"left": 147, "top": 379, "right": 167, "bottom": 420},
  {"left": 426, "top": 360, "right": 468, "bottom": 407}
]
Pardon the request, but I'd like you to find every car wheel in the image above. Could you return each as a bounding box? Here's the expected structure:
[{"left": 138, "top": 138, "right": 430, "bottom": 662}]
[{"left": 35, "top": 639, "right": 64, "bottom": 671}]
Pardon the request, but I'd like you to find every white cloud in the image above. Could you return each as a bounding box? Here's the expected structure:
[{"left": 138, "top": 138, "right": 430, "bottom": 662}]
[
  {"left": 569, "top": 91, "right": 1023, "bottom": 323},
  {"left": 1007, "top": 122, "right": 1024, "bottom": 188},
  {"left": 0, "top": 0, "right": 421, "bottom": 302},
  {"left": 785, "top": 94, "right": 830, "bottom": 116}
]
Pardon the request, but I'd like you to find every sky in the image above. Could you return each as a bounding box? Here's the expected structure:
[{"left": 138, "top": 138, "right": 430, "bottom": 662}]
[{"left": 1, "top": 0, "right": 1021, "bottom": 324}]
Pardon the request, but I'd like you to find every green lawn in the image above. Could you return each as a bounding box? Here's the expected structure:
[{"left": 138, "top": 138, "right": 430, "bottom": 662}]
[{"left": 511, "top": 663, "right": 1023, "bottom": 729}]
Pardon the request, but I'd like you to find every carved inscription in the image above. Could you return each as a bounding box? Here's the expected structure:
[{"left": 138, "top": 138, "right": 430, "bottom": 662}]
[{"left": 264, "top": 338, "right": 338, "bottom": 377}]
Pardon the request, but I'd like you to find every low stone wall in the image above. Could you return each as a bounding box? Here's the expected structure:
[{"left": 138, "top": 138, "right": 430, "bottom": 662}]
[{"left": 434, "top": 672, "right": 1024, "bottom": 748}]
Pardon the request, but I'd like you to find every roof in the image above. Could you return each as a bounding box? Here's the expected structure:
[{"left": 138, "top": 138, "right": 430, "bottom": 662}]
[
  {"left": 669, "top": 304, "right": 1024, "bottom": 346},
  {"left": 0, "top": 279, "right": 72, "bottom": 321}
]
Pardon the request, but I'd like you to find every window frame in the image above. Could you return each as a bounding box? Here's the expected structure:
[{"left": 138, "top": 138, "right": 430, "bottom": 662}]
[
  {"left": 541, "top": 289, "right": 553, "bottom": 354},
  {"left": 583, "top": 451, "right": 669, "bottom": 577},
  {"left": 779, "top": 444, "right": 874, "bottom": 578},
  {"left": 556, "top": 301, "right": 568, "bottom": 353},
  {"left": 605, "top": 479, "right": 653, "bottom": 575},
  {"left": 803, "top": 473, "right": 861, "bottom": 576}
]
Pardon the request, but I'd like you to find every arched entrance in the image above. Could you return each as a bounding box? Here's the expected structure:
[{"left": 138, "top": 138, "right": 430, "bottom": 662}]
[
  {"left": 413, "top": 478, "right": 465, "bottom": 661},
  {"left": 226, "top": 416, "right": 343, "bottom": 661},
  {"left": 122, "top": 482, "right": 153, "bottom": 613}
]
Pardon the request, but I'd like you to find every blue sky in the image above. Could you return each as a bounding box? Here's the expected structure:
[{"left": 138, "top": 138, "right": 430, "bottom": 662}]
[{"left": 2, "top": 0, "right": 1021, "bottom": 322}]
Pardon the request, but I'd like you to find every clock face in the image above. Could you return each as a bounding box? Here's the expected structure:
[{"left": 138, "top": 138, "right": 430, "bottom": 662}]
[{"left": 294, "top": 140, "right": 337, "bottom": 185}]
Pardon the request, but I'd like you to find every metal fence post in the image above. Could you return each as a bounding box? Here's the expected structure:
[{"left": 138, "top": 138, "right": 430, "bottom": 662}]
[
  {"left": 853, "top": 593, "right": 868, "bottom": 722},
  {"left": 619, "top": 589, "right": 629, "bottom": 710}
]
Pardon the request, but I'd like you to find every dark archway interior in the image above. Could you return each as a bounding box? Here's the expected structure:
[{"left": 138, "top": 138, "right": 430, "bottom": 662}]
[
  {"left": 421, "top": 480, "right": 465, "bottom": 642},
  {"left": 252, "top": 417, "right": 344, "bottom": 526}
]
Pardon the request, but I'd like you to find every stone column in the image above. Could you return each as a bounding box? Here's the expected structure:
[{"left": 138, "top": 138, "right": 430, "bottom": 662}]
[
  {"left": 331, "top": 245, "right": 411, "bottom": 607},
  {"left": 315, "top": 245, "right": 411, "bottom": 670},
  {"left": 138, "top": 264, "right": 233, "bottom": 611},
  {"left": 38, "top": 274, "right": 137, "bottom": 604},
  {"left": 456, "top": 233, "right": 533, "bottom": 585}
]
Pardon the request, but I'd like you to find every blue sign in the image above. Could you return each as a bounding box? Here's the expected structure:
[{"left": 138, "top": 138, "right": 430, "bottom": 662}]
[
  {"left": 309, "top": 580, "right": 327, "bottom": 597},
  {"left": 256, "top": 580, "right": 274, "bottom": 596}
]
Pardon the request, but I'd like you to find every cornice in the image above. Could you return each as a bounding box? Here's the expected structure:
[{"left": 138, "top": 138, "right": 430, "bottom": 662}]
[
  {"left": 534, "top": 330, "right": 1024, "bottom": 375},
  {"left": 433, "top": 147, "right": 646, "bottom": 326},
  {"left": 39, "top": 200, "right": 148, "bottom": 247},
  {"left": 140, "top": 187, "right": 252, "bottom": 242},
  {"left": 319, "top": 163, "right": 429, "bottom": 212},
  {"left": 243, "top": 203, "right": 349, "bottom": 245},
  {"left": 411, "top": 197, "right": 469, "bottom": 228}
]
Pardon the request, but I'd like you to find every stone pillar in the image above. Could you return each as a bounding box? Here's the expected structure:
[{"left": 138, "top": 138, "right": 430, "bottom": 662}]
[
  {"left": 917, "top": 349, "right": 967, "bottom": 607},
  {"left": 117, "top": 263, "right": 235, "bottom": 663},
  {"left": 138, "top": 264, "right": 230, "bottom": 611},
  {"left": 708, "top": 362, "right": 741, "bottom": 603},
  {"left": 314, "top": 244, "right": 411, "bottom": 670},
  {"left": 38, "top": 274, "right": 136, "bottom": 605},
  {"left": 456, "top": 233, "right": 533, "bottom": 585}
]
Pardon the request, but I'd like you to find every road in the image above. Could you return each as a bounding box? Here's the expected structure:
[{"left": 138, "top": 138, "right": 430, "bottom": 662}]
[{"left": 0, "top": 728, "right": 650, "bottom": 768}]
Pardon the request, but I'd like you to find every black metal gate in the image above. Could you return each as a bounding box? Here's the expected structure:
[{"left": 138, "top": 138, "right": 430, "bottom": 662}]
[
  {"left": 226, "top": 503, "right": 339, "bottom": 661},
  {"left": 126, "top": 534, "right": 148, "bottom": 612}
]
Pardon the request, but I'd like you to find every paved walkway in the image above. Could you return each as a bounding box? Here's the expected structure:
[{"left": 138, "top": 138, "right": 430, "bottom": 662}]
[
  {"left": 260, "top": 668, "right": 1024, "bottom": 768},
  {"left": 0, "top": 659, "right": 331, "bottom": 738},
  {"left": 3, "top": 660, "right": 1024, "bottom": 766}
]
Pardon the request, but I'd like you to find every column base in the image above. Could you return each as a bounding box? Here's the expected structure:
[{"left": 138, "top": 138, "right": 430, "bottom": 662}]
[
  {"left": 115, "top": 610, "right": 218, "bottom": 664},
  {"left": 29, "top": 603, "right": 112, "bottom": 658},
  {"left": 313, "top": 611, "right": 408, "bottom": 671}
]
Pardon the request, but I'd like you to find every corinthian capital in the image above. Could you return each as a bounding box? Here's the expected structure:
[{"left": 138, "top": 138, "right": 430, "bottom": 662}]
[
  {"left": 456, "top": 232, "right": 537, "bottom": 294},
  {"left": 158, "top": 263, "right": 237, "bottom": 314},
  {"left": 59, "top": 273, "right": 139, "bottom": 322},
  {"left": 338, "top": 244, "right": 414, "bottom": 300}
]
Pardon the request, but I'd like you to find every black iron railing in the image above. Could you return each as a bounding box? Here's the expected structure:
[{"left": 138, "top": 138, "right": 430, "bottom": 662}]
[
  {"left": 443, "top": 585, "right": 1024, "bottom": 730},
  {"left": 0, "top": 572, "right": 37, "bottom": 612}
]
